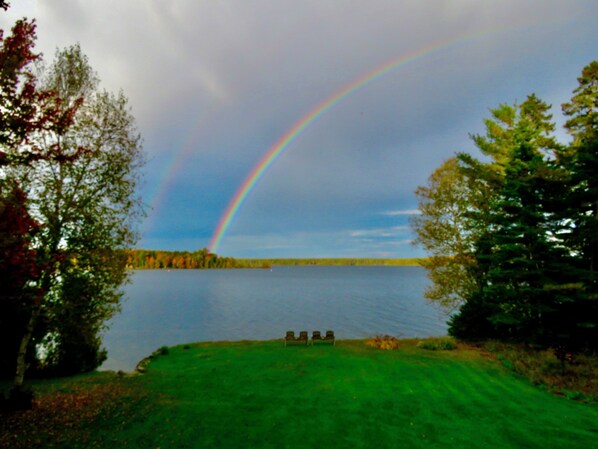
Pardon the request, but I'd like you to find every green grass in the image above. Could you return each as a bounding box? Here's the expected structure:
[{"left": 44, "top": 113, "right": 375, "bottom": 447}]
[{"left": 2, "top": 340, "right": 597, "bottom": 448}]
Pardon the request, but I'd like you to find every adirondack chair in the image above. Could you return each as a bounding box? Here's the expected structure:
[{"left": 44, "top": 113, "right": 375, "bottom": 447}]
[
  {"left": 324, "top": 330, "right": 335, "bottom": 345},
  {"left": 312, "top": 330, "right": 323, "bottom": 344},
  {"left": 284, "top": 330, "right": 309, "bottom": 346},
  {"left": 297, "top": 331, "right": 309, "bottom": 345},
  {"left": 284, "top": 331, "right": 295, "bottom": 346}
]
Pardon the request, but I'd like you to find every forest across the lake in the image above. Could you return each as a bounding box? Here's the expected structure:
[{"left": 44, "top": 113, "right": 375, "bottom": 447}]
[{"left": 126, "top": 248, "right": 424, "bottom": 269}]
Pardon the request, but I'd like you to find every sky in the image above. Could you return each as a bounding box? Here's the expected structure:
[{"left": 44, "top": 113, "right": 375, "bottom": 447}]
[{"left": 2, "top": 1, "right": 597, "bottom": 258}]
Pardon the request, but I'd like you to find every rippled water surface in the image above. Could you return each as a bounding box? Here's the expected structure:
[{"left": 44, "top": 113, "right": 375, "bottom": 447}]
[{"left": 101, "top": 266, "right": 448, "bottom": 371}]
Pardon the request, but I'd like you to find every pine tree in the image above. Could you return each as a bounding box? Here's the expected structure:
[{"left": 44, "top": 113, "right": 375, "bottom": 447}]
[
  {"left": 559, "top": 61, "right": 598, "bottom": 350},
  {"left": 449, "top": 95, "right": 570, "bottom": 344}
]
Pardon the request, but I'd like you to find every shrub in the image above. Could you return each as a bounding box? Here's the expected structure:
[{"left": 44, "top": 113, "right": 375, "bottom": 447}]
[
  {"left": 366, "top": 335, "right": 400, "bottom": 350},
  {"left": 564, "top": 390, "right": 584, "bottom": 401},
  {"left": 482, "top": 341, "right": 598, "bottom": 401},
  {"left": 154, "top": 346, "right": 169, "bottom": 356},
  {"left": 417, "top": 337, "right": 457, "bottom": 351},
  {"left": 497, "top": 354, "right": 514, "bottom": 371}
]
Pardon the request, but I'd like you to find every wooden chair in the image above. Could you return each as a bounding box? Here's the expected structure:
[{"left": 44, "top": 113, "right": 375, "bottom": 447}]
[
  {"left": 312, "top": 330, "right": 322, "bottom": 344},
  {"left": 284, "top": 331, "right": 295, "bottom": 346},
  {"left": 324, "top": 330, "right": 335, "bottom": 345},
  {"left": 297, "top": 331, "right": 309, "bottom": 345}
]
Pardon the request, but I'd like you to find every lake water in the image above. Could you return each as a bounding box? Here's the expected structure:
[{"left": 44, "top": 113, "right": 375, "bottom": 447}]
[{"left": 100, "top": 266, "right": 448, "bottom": 371}]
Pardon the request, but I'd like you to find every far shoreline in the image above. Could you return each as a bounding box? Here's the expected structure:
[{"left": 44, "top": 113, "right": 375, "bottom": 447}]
[
  {"left": 235, "top": 258, "right": 425, "bottom": 267},
  {"left": 127, "top": 249, "right": 426, "bottom": 269}
]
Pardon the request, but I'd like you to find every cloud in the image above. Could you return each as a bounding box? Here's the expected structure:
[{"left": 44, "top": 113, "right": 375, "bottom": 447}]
[
  {"left": 383, "top": 209, "right": 421, "bottom": 216},
  {"left": 350, "top": 226, "right": 409, "bottom": 238},
  {"left": 4, "top": 1, "right": 597, "bottom": 257}
]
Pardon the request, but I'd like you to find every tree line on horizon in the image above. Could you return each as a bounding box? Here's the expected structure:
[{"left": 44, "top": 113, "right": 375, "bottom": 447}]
[
  {"left": 126, "top": 250, "right": 424, "bottom": 269},
  {"left": 127, "top": 248, "right": 240, "bottom": 269},
  {"left": 236, "top": 257, "right": 423, "bottom": 267},
  {"left": 412, "top": 61, "right": 597, "bottom": 354}
]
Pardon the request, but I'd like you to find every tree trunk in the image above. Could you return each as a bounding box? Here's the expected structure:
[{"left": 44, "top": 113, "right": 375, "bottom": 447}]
[{"left": 13, "top": 306, "right": 40, "bottom": 389}]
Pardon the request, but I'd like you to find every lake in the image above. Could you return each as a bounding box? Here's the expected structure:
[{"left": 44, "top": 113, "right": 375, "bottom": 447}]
[{"left": 100, "top": 266, "right": 449, "bottom": 371}]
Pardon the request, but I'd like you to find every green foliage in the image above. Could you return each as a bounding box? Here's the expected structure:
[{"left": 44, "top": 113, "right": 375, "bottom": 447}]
[
  {"left": 416, "top": 337, "right": 457, "bottom": 351},
  {"left": 18, "top": 44, "right": 144, "bottom": 377},
  {"left": 411, "top": 157, "right": 485, "bottom": 310},
  {"left": 0, "top": 32, "right": 145, "bottom": 383},
  {"left": 414, "top": 62, "right": 598, "bottom": 352},
  {"left": 127, "top": 248, "right": 239, "bottom": 269},
  {"left": 125, "top": 253, "right": 423, "bottom": 269},
  {"left": 0, "top": 19, "right": 67, "bottom": 384},
  {"left": 469, "top": 96, "right": 574, "bottom": 345},
  {"left": 156, "top": 346, "right": 170, "bottom": 356},
  {"left": 559, "top": 61, "right": 598, "bottom": 349}
]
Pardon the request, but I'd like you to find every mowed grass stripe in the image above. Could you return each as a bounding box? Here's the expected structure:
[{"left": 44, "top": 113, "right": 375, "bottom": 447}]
[
  {"left": 412, "top": 352, "right": 594, "bottom": 449},
  {"left": 395, "top": 355, "right": 502, "bottom": 447},
  {"left": 136, "top": 341, "right": 597, "bottom": 449}
]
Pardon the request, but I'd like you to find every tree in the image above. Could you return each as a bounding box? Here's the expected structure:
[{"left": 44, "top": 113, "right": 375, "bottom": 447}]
[
  {"left": 559, "top": 61, "right": 598, "bottom": 349},
  {"left": 1, "top": 19, "right": 81, "bottom": 168},
  {"left": 1, "top": 19, "right": 54, "bottom": 165},
  {"left": 562, "top": 61, "right": 598, "bottom": 276},
  {"left": 413, "top": 94, "right": 577, "bottom": 343},
  {"left": 413, "top": 63, "right": 598, "bottom": 351},
  {"left": 411, "top": 157, "right": 488, "bottom": 311},
  {"left": 14, "top": 44, "right": 144, "bottom": 376},
  {"left": 449, "top": 96, "right": 578, "bottom": 343},
  {"left": 0, "top": 19, "right": 81, "bottom": 402},
  {"left": 1, "top": 37, "right": 144, "bottom": 389},
  {"left": 0, "top": 183, "right": 42, "bottom": 383}
]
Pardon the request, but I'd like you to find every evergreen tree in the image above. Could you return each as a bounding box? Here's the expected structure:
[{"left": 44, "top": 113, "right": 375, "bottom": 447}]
[
  {"left": 559, "top": 61, "right": 598, "bottom": 350},
  {"left": 448, "top": 96, "right": 570, "bottom": 343},
  {"left": 414, "top": 63, "right": 598, "bottom": 351}
]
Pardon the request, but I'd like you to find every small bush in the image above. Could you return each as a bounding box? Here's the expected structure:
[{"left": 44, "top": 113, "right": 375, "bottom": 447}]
[
  {"left": 154, "top": 346, "right": 170, "bottom": 356},
  {"left": 417, "top": 337, "right": 457, "bottom": 351},
  {"left": 366, "top": 335, "right": 400, "bottom": 350},
  {"left": 564, "top": 390, "right": 585, "bottom": 401},
  {"left": 497, "top": 354, "right": 514, "bottom": 371}
]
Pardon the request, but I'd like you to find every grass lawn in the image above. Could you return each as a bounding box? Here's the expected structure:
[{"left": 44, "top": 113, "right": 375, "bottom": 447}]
[{"left": 1, "top": 340, "right": 597, "bottom": 448}]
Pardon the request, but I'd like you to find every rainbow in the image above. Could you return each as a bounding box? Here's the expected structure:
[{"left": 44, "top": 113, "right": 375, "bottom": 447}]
[
  {"left": 201, "top": 15, "right": 563, "bottom": 254},
  {"left": 208, "top": 34, "right": 468, "bottom": 253}
]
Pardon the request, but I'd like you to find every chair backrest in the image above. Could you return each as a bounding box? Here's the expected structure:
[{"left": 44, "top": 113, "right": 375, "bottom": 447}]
[
  {"left": 312, "top": 331, "right": 322, "bottom": 340},
  {"left": 325, "top": 330, "right": 335, "bottom": 339},
  {"left": 298, "top": 331, "right": 308, "bottom": 340},
  {"left": 285, "top": 331, "right": 295, "bottom": 340}
]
